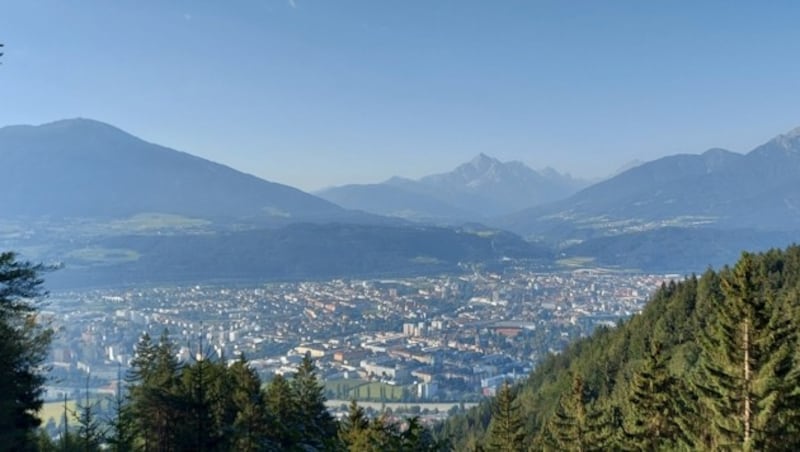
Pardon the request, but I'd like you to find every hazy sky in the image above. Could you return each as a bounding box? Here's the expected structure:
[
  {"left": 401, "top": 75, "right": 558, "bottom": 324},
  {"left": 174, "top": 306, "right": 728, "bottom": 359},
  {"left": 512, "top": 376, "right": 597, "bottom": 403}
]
[{"left": 2, "top": 1, "right": 800, "bottom": 191}]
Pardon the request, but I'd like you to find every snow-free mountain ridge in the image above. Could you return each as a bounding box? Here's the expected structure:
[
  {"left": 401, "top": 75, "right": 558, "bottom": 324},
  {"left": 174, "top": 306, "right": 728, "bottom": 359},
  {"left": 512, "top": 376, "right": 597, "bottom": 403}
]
[
  {"left": 0, "top": 118, "right": 355, "bottom": 223},
  {"left": 318, "top": 153, "right": 587, "bottom": 221},
  {"left": 500, "top": 125, "right": 800, "bottom": 271}
]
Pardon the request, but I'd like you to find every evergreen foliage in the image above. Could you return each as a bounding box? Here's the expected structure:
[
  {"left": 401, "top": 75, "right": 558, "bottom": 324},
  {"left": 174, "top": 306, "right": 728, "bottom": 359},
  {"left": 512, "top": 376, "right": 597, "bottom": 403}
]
[
  {"left": 0, "top": 252, "right": 53, "bottom": 451},
  {"left": 74, "top": 378, "right": 105, "bottom": 451},
  {"left": 125, "top": 329, "right": 182, "bottom": 451},
  {"left": 228, "top": 357, "right": 271, "bottom": 452},
  {"left": 106, "top": 365, "right": 134, "bottom": 452},
  {"left": 545, "top": 374, "right": 610, "bottom": 451},
  {"left": 338, "top": 402, "right": 448, "bottom": 452},
  {"left": 442, "top": 245, "right": 800, "bottom": 451},
  {"left": 264, "top": 373, "right": 299, "bottom": 448},
  {"left": 485, "top": 381, "right": 525, "bottom": 452},
  {"left": 339, "top": 399, "right": 369, "bottom": 448},
  {"left": 292, "top": 352, "right": 338, "bottom": 450},
  {"left": 66, "top": 338, "right": 449, "bottom": 452},
  {"left": 622, "top": 341, "right": 689, "bottom": 450}
]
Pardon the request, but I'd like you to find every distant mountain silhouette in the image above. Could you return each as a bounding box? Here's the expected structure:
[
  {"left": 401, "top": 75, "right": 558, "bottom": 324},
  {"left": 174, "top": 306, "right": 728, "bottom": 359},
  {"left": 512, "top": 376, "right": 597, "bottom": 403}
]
[
  {"left": 315, "top": 183, "right": 473, "bottom": 222},
  {"left": 502, "top": 126, "right": 800, "bottom": 237},
  {"left": 318, "top": 153, "right": 587, "bottom": 221},
  {"left": 0, "top": 118, "right": 353, "bottom": 223}
]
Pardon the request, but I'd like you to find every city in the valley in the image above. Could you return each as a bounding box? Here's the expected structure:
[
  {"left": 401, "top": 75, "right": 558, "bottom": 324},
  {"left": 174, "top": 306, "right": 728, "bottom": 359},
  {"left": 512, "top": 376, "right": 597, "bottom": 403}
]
[{"left": 43, "top": 261, "right": 675, "bottom": 422}]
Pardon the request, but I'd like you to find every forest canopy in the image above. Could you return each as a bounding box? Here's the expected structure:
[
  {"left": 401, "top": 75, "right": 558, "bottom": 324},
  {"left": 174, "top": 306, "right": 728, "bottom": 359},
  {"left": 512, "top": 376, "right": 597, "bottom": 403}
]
[{"left": 440, "top": 245, "right": 800, "bottom": 451}]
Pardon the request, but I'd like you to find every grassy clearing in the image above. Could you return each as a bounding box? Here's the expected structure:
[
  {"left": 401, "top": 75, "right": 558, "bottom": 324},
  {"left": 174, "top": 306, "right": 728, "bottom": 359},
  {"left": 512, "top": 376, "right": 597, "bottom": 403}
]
[
  {"left": 108, "top": 213, "right": 210, "bottom": 232},
  {"left": 325, "top": 379, "right": 406, "bottom": 402},
  {"left": 352, "top": 382, "right": 405, "bottom": 401}
]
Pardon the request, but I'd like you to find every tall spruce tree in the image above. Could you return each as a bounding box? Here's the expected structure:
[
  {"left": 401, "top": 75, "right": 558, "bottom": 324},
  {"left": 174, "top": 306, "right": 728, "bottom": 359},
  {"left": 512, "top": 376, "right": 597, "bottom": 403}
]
[
  {"left": 229, "top": 357, "right": 271, "bottom": 452},
  {"left": 622, "top": 342, "right": 689, "bottom": 450},
  {"left": 486, "top": 381, "right": 525, "bottom": 452},
  {"left": 126, "top": 329, "right": 182, "bottom": 451},
  {"left": 176, "top": 357, "right": 218, "bottom": 451},
  {"left": 340, "top": 399, "right": 369, "bottom": 450},
  {"left": 546, "top": 374, "right": 610, "bottom": 451},
  {"left": 106, "top": 365, "right": 134, "bottom": 452},
  {"left": 693, "top": 252, "right": 800, "bottom": 450},
  {"left": 264, "top": 373, "right": 298, "bottom": 448},
  {"left": 0, "top": 252, "right": 53, "bottom": 451},
  {"left": 291, "top": 352, "right": 337, "bottom": 450},
  {"left": 74, "top": 377, "right": 105, "bottom": 452}
]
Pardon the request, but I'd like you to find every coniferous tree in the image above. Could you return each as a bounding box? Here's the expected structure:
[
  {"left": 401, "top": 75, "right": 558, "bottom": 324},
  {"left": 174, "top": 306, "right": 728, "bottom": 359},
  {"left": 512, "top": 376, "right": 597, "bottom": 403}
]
[
  {"left": 176, "top": 357, "right": 218, "bottom": 452},
  {"left": 486, "top": 381, "right": 525, "bottom": 452},
  {"left": 34, "top": 428, "right": 59, "bottom": 452},
  {"left": 264, "top": 373, "right": 298, "bottom": 448},
  {"left": 340, "top": 399, "right": 369, "bottom": 450},
  {"left": 291, "top": 352, "right": 337, "bottom": 450},
  {"left": 126, "top": 329, "right": 182, "bottom": 451},
  {"left": 622, "top": 342, "right": 689, "bottom": 450},
  {"left": 546, "top": 374, "right": 610, "bottom": 451},
  {"left": 367, "top": 413, "right": 402, "bottom": 451},
  {"left": 439, "top": 246, "right": 800, "bottom": 451},
  {"left": 400, "top": 416, "right": 445, "bottom": 451},
  {"left": 61, "top": 393, "right": 73, "bottom": 451},
  {"left": 106, "top": 365, "right": 133, "bottom": 452},
  {"left": 125, "top": 339, "right": 287, "bottom": 452},
  {"left": 388, "top": 415, "right": 450, "bottom": 451},
  {"left": 693, "top": 253, "right": 800, "bottom": 450},
  {"left": 342, "top": 410, "right": 449, "bottom": 452},
  {"left": 750, "top": 288, "right": 800, "bottom": 450},
  {"left": 203, "top": 358, "right": 241, "bottom": 450},
  {"left": 73, "top": 377, "right": 104, "bottom": 452},
  {"left": 229, "top": 357, "right": 270, "bottom": 452},
  {"left": 0, "top": 252, "right": 53, "bottom": 451}
]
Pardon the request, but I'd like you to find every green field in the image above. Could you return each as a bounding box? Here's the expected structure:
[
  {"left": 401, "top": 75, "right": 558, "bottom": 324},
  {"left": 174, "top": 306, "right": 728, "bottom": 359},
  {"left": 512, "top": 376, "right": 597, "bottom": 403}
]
[
  {"left": 108, "top": 213, "right": 210, "bottom": 232},
  {"left": 325, "top": 379, "right": 406, "bottom": 402}
]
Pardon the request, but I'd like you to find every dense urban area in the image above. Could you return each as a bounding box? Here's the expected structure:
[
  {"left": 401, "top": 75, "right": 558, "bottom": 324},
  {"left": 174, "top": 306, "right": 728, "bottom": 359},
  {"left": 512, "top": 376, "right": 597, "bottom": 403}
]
[{"left": 41, "top": 261, "right": 675, "bottom": 426}]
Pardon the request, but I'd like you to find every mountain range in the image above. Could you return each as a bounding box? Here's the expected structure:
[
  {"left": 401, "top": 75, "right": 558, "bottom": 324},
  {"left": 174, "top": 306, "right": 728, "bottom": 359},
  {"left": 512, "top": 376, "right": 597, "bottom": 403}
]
[
  {"left": 504, "top": 127, "right": 800, "bottom": 236},
  {"left": 317, "top": 153, "right": 587, "bottom": 221},
  {"left": 0, "top": 119, "right": 548, "bottom": 288},
  {"left": 498, "top": 126, "right": 800, "bottom": 271},
  {"left": 3, "top": 117, "right": 800, "bottom": 283}
]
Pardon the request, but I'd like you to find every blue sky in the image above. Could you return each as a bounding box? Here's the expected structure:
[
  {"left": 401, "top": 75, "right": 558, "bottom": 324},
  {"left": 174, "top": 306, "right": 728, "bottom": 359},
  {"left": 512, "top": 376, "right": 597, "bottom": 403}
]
[{"left": 2, "top": 1, "right": 800, "bottom": 190}]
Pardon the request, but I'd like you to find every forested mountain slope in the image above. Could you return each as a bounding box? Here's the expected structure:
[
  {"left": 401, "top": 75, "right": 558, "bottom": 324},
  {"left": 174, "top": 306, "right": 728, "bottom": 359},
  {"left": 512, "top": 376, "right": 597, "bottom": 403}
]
[{"left": 439, "top": 244, "right": 800, "bottom": 451}]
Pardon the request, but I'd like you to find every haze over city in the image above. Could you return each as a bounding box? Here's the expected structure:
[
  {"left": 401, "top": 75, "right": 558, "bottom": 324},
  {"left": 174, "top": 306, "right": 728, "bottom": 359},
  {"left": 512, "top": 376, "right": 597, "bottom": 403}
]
[{"left": 2, "top": 0, "right": 800, "bottom": 190}]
